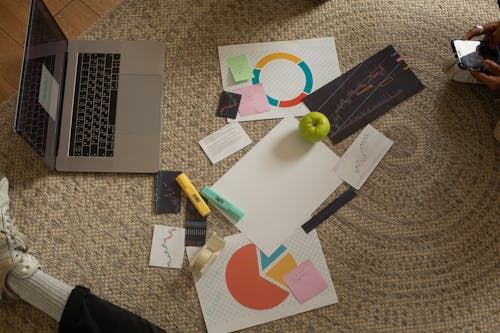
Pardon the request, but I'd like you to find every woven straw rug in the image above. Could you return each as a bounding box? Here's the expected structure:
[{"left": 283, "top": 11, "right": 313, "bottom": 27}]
[{"left": 0, "top": 0, "right": 499, "bottom": 332}]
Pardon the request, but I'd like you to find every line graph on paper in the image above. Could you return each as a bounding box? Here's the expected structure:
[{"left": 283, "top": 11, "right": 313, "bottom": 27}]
[
  {"left": 161, "top": 227, "right": 176, "bottom": 267},
  {"left": 303, "top": 45, "right": 424, "bottom": 142},
  {"left": 149, "top": 225, "right": 185, "bottom": 269}
]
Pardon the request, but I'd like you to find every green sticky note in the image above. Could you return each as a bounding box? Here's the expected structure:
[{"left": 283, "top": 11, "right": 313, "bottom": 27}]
[{"left": 227, "top": 54, "right": 254, "bottom": 82}]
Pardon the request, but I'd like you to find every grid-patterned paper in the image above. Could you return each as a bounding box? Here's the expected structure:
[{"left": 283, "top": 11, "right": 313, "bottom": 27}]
[
  {"left": 187, "top": 230, "right": 338, "bottom": 333},
  {"left": 218, "top": 38, "right": 341, "bottom": 122}
]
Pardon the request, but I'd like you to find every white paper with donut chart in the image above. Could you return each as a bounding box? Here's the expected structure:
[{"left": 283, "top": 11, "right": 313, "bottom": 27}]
[{"left": 218, "top": 37, "right": 341, "bottom": 122}]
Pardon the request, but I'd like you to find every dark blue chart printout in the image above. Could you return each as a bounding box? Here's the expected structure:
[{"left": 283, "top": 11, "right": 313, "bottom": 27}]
[
  {"left": 156, "top": 171, "right": 182, "bottom": 214},
  {"left": 303, "top": 45, "right": 424, "bottom": 143}
]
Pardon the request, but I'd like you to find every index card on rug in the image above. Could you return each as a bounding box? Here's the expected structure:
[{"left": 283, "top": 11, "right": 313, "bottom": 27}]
[
  {"left": 227, "top": 54, "right": 254, "bottom": 82},
  {"left": 283, "top": 259, "right": 328, "bottom": 304},
  {"left": 211, "top": 117, "right": 342, "bottom": 255},
  {"left": 199, "top": 122, "right": 252, "bottom": 164},
  {"left": 333, "top": 124, "right": 393, "bottom": 190},
  {"left": 218, "top": 38, "right": 341, "bottom": 122},
  {"left": 149, "top": 226, "right": 185, "bottom": 269},
  {"left": 188, "top": 230, "right": 338, "bottom": 333},
  {"left": 233, "top": 83, "right": 270, "bottom": 117}
]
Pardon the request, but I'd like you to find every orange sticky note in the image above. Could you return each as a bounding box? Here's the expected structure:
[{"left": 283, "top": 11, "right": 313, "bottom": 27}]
[{"left": 265, "top": 253, "right": 297, "bottom": 286}]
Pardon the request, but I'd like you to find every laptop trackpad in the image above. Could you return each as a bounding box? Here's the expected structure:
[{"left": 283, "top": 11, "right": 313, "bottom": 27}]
[{"left": 115, "top": 74, "right": 162, "bottom": 135}]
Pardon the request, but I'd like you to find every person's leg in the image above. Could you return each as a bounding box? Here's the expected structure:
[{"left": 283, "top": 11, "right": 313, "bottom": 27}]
[
  {"left": 6, "top": 270, "right": 73, "bottom": 321},
  {"left": 59, "top": 286, "right": 166, "bottom": 333},
  {"left": 0, "top": 173, "right": 166, "bottom": 333}
]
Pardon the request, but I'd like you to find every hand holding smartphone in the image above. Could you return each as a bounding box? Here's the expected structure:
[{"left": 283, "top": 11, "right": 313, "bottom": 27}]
[{"left": 451, "top": 40, "right": 500, "bottom": 71}]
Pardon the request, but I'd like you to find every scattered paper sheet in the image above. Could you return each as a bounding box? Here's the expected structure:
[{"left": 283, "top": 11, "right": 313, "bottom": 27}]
[
  {"left": 233, "top": 83, "right": 270, "bottom": 117},
  {"left": 211, "top": 117, "right": 342, "bottom": 255},
  {"left": 199, "top": 122, "right": 252, "bottom": 164},
  {"left": 283, "top": 259, "right": 328, "bottom": 304},
  {"left": 301, "top": 187, "right": 357, "bottom": 233},
  {"left": 302, "top": 45, "right": 424, "bottom": 143},
  {"left": 216, "top": 91, "right": 242, "bottom": 119},
  {"left": 187, "top": 230, "right": 338, "bottom": 333},
  {"left": 149, "top": 226, "right": 185, "bottom": 269},
  {"left": 218, "top": 38, "right": 341, "bottom": 122},
  {"left": 334, "top": 124, "right": 393, "bottom": 189},
  {"left": 227, "top": 54, "right": 254, "bottom": 82}
]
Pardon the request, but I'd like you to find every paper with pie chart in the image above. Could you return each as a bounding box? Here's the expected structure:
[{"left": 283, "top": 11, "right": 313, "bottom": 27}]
[
  {"left": 187, "top": 230, "right": 338, "bottom": 333},
  {"left": 218, "top": 38, "right": 340, "bottom": 122}
]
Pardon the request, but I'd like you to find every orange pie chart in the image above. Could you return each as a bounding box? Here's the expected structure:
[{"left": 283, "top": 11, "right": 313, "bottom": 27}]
[{"left": 225, "top": 244, "right": 289, "bottom": 310}]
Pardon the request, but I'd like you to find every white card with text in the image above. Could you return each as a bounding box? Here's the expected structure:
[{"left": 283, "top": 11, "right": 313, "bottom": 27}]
[
  {"left": 199, "top": 122, "right": 252, "bottom": 164},
  {"left": 334, "top": 124, "right": 393, "bottom": 190}
]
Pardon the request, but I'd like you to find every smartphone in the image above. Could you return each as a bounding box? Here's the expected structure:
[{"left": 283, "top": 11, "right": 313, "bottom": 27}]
[{"left": 451, "top": 40, "right": 500, "bottom": 71}]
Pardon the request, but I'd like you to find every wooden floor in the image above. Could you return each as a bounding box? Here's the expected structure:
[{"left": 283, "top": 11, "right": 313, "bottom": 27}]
[{"left": 0, "top": 0, "right": 121, "bottom": 105}]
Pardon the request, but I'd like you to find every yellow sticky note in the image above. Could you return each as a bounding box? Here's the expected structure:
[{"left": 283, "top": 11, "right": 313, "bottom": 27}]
[
  {"left": 265, "top": 253, "right": 297, "bottom": 286},
  {"left": 227, "top": 54, "right": 254, "bottom": 82}
]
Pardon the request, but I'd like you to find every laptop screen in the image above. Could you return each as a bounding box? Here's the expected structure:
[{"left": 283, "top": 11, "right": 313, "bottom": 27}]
[{"left": 15, "top": 0, "right": 67, "bottom": 164}]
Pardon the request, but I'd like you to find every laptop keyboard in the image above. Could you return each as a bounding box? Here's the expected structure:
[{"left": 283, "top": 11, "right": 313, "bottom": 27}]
[
  {"left": 17, "top": 55, "right": 56, "bottom": 157},
  {"left": 69, "top": 53, "right": 120, "bottom": 157}
]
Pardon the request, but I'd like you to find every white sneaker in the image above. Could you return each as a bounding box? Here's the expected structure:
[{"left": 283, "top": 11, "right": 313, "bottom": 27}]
[
  {"left": 0, "top": 173, "right": 40, "bottom": 301},
  {"left": 442, "top": 58, "right": 482, "bottom": 84}
]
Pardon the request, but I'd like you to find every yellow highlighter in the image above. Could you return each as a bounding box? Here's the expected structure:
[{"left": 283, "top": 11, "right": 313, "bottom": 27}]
[{"left": 176, "top": 173, "right": 211, "bottom": 217}]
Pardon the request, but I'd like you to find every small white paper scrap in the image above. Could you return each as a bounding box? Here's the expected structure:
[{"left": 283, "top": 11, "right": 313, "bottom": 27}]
[
  {"left": 199, "top": 122, "right": 252, "bottom": 164},
  {"left": 149, "top": 225, "right": 185, "bottom": 269},
  {"left": 334, "top": 124, "right": 394, "bottom": 190},
  {"left": 38, "top": 65, "right": 59, "bottom": 121}
]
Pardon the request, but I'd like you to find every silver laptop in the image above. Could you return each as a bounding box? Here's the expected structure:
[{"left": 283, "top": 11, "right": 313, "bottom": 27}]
[{"left": 15, "top": 0, "right": 164, "bottom": 173}]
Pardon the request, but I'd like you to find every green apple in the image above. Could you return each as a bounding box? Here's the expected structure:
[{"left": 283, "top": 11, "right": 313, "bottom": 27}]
[{"left": 298, "top": 111, "right": 330, "bottom": 143}]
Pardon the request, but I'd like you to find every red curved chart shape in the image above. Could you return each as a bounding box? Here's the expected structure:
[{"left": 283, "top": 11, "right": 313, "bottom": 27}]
[{"left": 225, "top": 244, "right": 289, "bottom": 310}]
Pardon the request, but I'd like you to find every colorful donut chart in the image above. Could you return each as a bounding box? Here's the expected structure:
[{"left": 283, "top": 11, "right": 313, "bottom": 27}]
[{"left": 252, "top": 52, "right": 313, "bottom": 108}]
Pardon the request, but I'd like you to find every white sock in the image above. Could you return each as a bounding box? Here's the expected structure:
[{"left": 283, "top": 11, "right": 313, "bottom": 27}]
[{"left": 6, "top": 269, "right": 73, "bottom": 322}]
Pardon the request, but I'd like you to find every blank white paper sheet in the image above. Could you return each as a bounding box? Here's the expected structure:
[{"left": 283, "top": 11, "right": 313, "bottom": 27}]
[{"left": 211, "top": 117, "right": 342, "bottom": 255}]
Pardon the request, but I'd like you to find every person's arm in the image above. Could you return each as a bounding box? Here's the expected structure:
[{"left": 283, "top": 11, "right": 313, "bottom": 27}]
[
  {"left": 463, "top": 21, "right": 500, "bottom": 89},
  {"left": 470, "top": 60, "right": 500, "bottom": 89}
]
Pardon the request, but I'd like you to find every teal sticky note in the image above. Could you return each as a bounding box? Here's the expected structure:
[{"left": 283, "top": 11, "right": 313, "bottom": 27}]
[{"left": 227, "top": 54, "right": 254, "bottom": 82}]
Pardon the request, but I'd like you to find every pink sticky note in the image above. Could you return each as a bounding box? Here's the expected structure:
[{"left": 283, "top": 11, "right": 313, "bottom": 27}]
[
  {"left": 283, "top": 259, "right": 328, "bottom": 304},
  {"left": 233, "top": 83, "right": 271, "bottom": 117}
]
